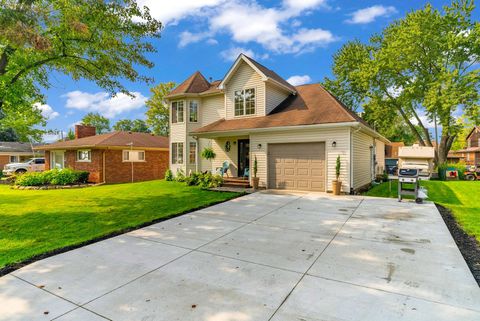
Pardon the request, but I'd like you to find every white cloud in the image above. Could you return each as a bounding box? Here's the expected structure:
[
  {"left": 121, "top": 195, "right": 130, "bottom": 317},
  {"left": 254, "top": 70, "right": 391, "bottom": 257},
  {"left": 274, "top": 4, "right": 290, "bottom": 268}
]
[
  {"left": 179, "top": 31, "right": 211, "bottom": 47},
  {"left": 287, "top": 75, "right": 312, "bottom": 86},
  {"left": 34, "top": 103, "right": 59, "bottom": 120},
  {"left": 136, "top": 0, "right": 224, "bottom": 25},
  {"left": 142, "top": 0, "right": 336, "bottom": 55},
  {"left": 209, "top": 1, "right": 336, "bottom": 54},
  {"left": 220, "top": 47, "right": 256, "bottom": 61},
  {"left": 206, "top": 38, "right": 219, "bottom": 45},
  {"left": 64, "top": 91, "right": 148, "bottom": 119},
  {"left": 283, "top": 0, "right": 328, "bottom": 13},
  {"left": 346, "top": 5, "right": 397, "bottom": 24}
]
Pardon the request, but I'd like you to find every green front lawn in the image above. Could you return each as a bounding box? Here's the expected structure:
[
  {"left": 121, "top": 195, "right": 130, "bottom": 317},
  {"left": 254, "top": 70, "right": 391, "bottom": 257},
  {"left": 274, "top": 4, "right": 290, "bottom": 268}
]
[
  {"left": 0, "top": 180, "right": 239, "bottom": 270},
  {"left": 365, "top": 180, "right": 480, "bottom": 241}
]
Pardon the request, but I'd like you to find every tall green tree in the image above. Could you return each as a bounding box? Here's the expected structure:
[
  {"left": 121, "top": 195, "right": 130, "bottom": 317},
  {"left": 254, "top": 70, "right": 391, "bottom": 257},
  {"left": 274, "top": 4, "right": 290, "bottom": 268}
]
[
  {"left": 0, "top": 0, "right": 162, "bottom": 139},
  {"left": 324, "top": 0, "right": 479, "bottom": 164},
  {"left": 81, "top": 112, "right": 110, "bottom": 134},
  {"left": 113, "top": 119, "right": 151, "bottom": 132},
  {"left": 145, "top": 82, "right": 176, "bottom": 136}
]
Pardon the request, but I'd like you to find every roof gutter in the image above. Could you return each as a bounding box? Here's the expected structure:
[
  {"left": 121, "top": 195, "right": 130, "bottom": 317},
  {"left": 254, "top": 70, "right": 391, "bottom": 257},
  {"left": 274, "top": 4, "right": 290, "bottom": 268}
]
[
  {"left": 34, "top": 145, "right": 169, "bottom": 151},
  {"left": 190, "top": 122, "right": 361, "bottom": 138},
  {"left": 356, "top": 123, "right": 390, "bottom": 144}
]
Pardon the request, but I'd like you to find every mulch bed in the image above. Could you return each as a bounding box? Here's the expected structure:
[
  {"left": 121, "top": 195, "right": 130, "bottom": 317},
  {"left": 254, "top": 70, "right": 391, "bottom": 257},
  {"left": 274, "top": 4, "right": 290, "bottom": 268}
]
[{"left": 436, "top": 204, "right": 480, "bottom": 286}]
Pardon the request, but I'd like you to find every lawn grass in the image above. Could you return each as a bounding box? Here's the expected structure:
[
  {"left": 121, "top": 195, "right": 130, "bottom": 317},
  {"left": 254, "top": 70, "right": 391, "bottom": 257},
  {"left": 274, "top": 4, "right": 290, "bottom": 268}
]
[
  {"left": 0, "top": 180, "right": 239, "bottom": 270},
  {"left": 364, "top": 180, "right": 480, "bottom": 241}
]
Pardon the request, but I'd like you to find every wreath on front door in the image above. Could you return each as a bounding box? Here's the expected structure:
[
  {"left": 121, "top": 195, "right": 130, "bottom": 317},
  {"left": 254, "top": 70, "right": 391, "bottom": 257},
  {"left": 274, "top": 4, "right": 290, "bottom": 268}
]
[{"left": 225, "top": 141, "right": 231, "bottom": 152}]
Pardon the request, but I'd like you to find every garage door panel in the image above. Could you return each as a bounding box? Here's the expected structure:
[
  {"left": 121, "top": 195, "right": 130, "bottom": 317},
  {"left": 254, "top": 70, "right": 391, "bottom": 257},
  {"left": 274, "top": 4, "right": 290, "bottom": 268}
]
[{"left": 268, "top": 143, "right": 325, "bottom": 192}]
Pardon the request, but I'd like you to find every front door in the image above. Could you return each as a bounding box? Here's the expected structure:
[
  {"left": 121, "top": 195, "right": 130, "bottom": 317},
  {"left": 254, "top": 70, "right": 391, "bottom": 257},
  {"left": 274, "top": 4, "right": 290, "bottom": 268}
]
[{"left": 238, "top": 139, "right": 250, "bottom": 177}]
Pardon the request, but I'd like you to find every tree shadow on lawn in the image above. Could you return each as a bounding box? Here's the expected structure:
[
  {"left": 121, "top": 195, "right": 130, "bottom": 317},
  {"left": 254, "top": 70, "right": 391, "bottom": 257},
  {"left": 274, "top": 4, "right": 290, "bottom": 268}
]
[{"left": 0, "top": 191, "right": 242, "bottom": 276}]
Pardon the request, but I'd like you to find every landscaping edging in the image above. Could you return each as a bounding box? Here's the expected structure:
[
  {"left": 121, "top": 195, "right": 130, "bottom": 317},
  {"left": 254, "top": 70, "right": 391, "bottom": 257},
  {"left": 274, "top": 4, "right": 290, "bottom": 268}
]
[
  {"left": 436, "top": 204, "right": 480, "bottom": 286},
  {"left": 11, "top": 183, "right": 101, "bottom": 190},
  {"left": 0, "top": 191, "right": 246, "bottom": 276}
]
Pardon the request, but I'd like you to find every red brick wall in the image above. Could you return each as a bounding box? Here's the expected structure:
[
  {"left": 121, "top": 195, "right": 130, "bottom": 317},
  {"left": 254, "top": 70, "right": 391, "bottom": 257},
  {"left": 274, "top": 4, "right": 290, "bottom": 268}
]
[
  {"left": 0, "top": 155, "right": 9, "bottom": 169},
  {"left": 43, "top": 149, "right": 168, "bottom": 183},
  {"left": 104, "top": 149, "right": 168, "bottom": 183},
  {"left": 64, "top": 150, "right": 103, "bottom": 183}
]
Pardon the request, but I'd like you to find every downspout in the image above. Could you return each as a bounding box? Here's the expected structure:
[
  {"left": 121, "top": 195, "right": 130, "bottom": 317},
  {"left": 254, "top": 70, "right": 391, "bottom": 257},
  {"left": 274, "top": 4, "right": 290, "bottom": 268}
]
[
  {"left": 349, "top": 128, "right": 353, "bottom": 195},
  {"left": 102, "top": 150, "right": 106, "bottom": 183}
]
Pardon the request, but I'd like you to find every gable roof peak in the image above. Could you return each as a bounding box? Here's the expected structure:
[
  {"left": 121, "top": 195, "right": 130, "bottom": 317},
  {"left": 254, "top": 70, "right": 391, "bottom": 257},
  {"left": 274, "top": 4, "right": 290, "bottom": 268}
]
[
  {"left": 219, "top": 54, "right": 296, "bottom": 93},
  {"left": 167, "top": 70, "right": 211, "bottom": 97}
]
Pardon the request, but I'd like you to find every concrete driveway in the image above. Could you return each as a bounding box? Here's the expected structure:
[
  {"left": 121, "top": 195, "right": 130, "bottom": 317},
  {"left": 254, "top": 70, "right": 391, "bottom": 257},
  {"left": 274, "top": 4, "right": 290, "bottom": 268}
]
[{"left": 1, "top": 192, "right": 479, "bottom": 321}]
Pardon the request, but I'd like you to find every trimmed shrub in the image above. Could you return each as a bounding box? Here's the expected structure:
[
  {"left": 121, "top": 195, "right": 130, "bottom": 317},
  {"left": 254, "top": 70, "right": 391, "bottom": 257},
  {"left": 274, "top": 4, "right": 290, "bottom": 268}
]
[
  {"left": 15, "top": 168, "right": 91, "bottom": 186},
  {"left": 15, "top": 172, "right": 46, "bottom": 186},
  {"left": 175, "top": 169, "right": 186, "bottom": 182},
  {"left": 165, "top": 169, "right": 173, "bottom": 181},
  {"left": 438, "top": 163, "right": 467, "bottom": 180},
  {"left": 198, "top": 172, "right": 223, "bottom": 188}
]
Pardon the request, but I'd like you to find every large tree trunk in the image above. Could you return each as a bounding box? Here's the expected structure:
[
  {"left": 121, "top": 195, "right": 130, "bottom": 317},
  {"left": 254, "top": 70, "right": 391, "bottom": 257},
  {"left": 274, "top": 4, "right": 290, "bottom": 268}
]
[{"left": 437, "top": 134, "right": 456, "bottom": 165}]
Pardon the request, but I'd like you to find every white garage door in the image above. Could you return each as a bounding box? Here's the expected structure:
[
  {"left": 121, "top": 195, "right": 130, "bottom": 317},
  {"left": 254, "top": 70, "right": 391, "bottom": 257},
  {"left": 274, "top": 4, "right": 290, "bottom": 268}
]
[{"left": 268, "top": 142, "right": 326, "bottom": 191}]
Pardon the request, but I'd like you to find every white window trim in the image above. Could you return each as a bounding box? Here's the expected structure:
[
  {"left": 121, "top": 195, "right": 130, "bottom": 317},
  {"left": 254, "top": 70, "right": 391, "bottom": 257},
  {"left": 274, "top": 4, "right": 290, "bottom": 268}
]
[
  {"left": 189, "top": 141, "right": 197, "bottom": 165},
  {"left": 171, "top": 142, "right": 184, "bottom": 165},
  {"left": 122, "top": 150, "right": 146, "bottom": 162},
  {"left": 189, "top": 100, "right": 199, "bottom": 123},
  {"left": 234, "top": 88, "right": 256, "bottom": 117},
  {"left": 171, "top": 100, "right": 185, "bottom": 124},
  {"left": 76, "top": 149, "right": 92, "bottom": 162}
]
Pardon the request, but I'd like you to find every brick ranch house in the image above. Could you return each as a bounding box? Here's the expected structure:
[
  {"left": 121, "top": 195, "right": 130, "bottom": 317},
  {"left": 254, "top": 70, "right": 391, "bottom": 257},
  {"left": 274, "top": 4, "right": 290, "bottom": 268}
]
[
  {"left": 0, "top": 142, "right": 44, "bottom": 169},
  {"left": 167, "top": 53, "right": 388, "bottom": 193},
  {"left": 35, "top": 125, "right": 169, "bottom": 183}
]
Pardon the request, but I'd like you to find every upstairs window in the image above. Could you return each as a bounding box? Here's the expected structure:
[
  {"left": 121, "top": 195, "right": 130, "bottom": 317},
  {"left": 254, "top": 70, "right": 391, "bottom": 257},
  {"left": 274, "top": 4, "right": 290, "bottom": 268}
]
[
  {"left": 172, "top": 101, "right": 184, "bottom": 123},
  {"left": 171, "top": 142, "right": 184, "bottom": 164},
  {"left": 76, "top": 149, "right": 91, "bottom": 162},
  {"left": 123, "top": 150, "right": 145, "bottom": 162},
  {"left": 189, "top": 101, "right": 198, "bottom": 122},
  {"left": 234, "top": 88, "right": 255, "bottom": 116}
]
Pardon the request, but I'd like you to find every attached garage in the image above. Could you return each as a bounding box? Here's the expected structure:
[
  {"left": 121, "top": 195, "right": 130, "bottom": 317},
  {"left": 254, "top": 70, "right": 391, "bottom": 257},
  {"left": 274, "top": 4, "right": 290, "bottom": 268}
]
[{"left": 268, "top": 142, "right": 326, "bottom": 191}]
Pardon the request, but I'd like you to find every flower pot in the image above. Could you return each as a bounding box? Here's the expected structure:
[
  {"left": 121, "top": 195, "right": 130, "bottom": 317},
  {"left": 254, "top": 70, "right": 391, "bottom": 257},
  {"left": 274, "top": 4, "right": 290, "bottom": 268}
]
[
  {"left": 252, "top": 177, "right": 260, "bottom": 189},
  {"left": 332, "top": 180, "right": 342, "bottom": 195}
]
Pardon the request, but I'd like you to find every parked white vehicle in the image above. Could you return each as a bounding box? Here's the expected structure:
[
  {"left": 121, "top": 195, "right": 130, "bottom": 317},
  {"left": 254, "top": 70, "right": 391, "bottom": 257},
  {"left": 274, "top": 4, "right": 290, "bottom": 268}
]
[{"left": 2, "top": 158, "right": 45, "bottom": 176}]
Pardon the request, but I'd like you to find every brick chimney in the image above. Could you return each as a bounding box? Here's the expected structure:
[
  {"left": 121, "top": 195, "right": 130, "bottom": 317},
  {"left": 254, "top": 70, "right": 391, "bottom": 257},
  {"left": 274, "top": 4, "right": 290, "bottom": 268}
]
[{"left": 75, "top": 124, "right": 96, "bottom": 139}]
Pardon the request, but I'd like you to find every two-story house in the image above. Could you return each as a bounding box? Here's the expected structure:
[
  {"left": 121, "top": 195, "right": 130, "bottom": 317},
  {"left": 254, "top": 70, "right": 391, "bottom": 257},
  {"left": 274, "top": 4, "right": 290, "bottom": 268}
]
[
  {"left": 450, "top": 126, "right": 480, "bottom": 165},
  {"left": 167, "top": 54, "right": 388, "bottom": 193}
]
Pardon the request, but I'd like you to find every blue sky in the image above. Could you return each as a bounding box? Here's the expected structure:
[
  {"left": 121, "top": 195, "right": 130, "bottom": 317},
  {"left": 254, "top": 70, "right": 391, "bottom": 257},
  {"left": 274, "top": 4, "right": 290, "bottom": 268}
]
[{"left": 39, "top": 0, "right": 478, "bottom": 141}]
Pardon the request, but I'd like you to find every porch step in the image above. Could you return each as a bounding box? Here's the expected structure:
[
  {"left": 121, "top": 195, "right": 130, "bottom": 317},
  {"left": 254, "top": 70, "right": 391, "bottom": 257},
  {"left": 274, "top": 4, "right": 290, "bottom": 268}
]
[{"left": 222, "top": 177, "right": 250, "bottom": 188}]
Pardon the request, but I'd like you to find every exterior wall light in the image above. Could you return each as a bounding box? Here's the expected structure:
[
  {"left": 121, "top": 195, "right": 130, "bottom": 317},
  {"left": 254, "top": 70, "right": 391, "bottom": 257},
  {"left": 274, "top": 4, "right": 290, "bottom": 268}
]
[
  {"left": 257, "top": 143, "right": 262, "bottom": 149},
  {"left": 332, "top": 141, "right": 337, "bottom": 148}
]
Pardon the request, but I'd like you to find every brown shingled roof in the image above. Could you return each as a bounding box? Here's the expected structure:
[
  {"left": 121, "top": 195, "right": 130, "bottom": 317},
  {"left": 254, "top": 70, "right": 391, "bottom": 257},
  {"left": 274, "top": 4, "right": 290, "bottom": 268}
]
[
  {"left": 167, "top": 71, "right": 211, "bottom": 97},
  {"left": 35, "top": 131, "right": 169, "bottom": 150},
  {"left": 243, "top": 55, "right": 296, "bottom": 92},
  {"left": 193, "top": 84, "right": 369, "bottom": 134}
]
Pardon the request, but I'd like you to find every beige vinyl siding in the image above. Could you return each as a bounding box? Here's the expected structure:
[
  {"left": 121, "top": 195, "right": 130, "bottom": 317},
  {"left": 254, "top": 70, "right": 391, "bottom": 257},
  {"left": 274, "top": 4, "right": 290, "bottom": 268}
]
[
  {"left": 375, "top": 139, "right": 385, "bottom": 175},
  {"left": 198, "top": 138, "right": 212, "bottom": 172},
  {"left": 265, "top": 82, "right": 289, "bottom": 114},
  {"left": 211, "top": 136, "right": 249, "bottom": 177},
  {"left": 225, "top": 61, "right": 266, "bottom": 119},
  {"left": 169, "top": 120, "right": 186, "bottom": 174},
  {"left": 352, "top": 130, "right": 374, "bottom": 190},
  {"left": 200, "top": 94, "right": 225, "bottom": 125},
  {"left": 250, "top": 127, "right": 351, "bottom": 192}
]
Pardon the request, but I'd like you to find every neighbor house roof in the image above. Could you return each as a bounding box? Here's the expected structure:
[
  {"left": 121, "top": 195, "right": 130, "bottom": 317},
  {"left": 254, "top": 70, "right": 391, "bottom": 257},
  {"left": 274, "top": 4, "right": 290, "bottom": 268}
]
[
  {"left": 34, "top": 132, "right": 169, "bottom": 150},
  {"left": 192, "top": 84, "right": 374, "bottom": 134},
  {"left": 466, "top": 126, "right": 480, "bottom": 140},
  {"left": 0, "top": 142, "right": 41, "bottom": 154}
]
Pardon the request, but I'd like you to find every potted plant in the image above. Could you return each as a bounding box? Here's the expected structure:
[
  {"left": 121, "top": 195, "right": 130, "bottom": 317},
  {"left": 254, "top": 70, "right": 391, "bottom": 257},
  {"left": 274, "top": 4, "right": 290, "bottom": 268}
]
[
  {"left": 332, "top": 155, "right": 342, "bottom": 195},
  {"left": 201, "top": 147, "right": 216, "bottom": 161},
  {"left": 252, "top": 155, "right": 259, "bottom": 189}
]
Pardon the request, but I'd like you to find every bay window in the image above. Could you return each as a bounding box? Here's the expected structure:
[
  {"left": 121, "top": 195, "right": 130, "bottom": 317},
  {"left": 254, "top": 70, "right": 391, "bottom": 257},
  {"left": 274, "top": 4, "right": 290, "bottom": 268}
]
[
  {"left": 171, "top": 142, "right": 184, "bottom": 164},
  {"left": 172, "top": 101, "right": 184, "bottom": 123}
]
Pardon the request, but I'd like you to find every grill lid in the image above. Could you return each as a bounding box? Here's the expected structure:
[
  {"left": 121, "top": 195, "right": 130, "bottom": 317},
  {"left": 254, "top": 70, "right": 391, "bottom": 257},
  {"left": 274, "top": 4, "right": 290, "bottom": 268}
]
[{"left": 399, "top": 168, "right": 419, "bottom": 176}]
